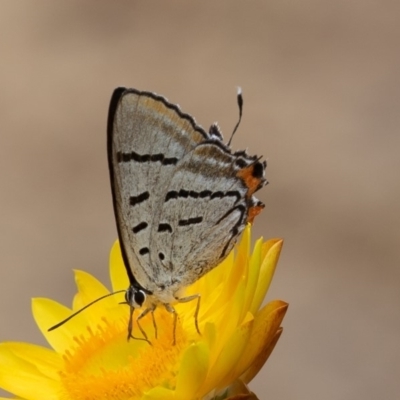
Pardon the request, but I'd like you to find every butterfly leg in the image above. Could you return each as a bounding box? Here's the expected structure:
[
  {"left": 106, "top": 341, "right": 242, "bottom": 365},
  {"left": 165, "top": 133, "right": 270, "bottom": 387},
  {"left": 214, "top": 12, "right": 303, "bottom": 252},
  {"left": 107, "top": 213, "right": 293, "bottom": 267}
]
[
  {"left": 164, "top": 303, "right": 178, "bottom": 345},
  {"left": 151, "top": 309, "right": 157, "bottom": 339},
  {"left": 127, "top": 305, "right": 150, "bottom": 344},
  {"left": 135, "top": 305, "right": 157, "bottom": 344},
  {"left": 177, "top": 294, "right": 201, "bottom": 336},
  {"left": 164, "top": 294, "right": 201, "bottom": 345}
]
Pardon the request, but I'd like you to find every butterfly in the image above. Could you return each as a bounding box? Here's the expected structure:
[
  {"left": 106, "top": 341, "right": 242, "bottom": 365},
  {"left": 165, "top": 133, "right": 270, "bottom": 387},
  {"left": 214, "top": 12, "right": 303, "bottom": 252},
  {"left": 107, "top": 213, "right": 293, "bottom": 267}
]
[{"left": 107, "top": 87, "right": 267, "bottom": 344}]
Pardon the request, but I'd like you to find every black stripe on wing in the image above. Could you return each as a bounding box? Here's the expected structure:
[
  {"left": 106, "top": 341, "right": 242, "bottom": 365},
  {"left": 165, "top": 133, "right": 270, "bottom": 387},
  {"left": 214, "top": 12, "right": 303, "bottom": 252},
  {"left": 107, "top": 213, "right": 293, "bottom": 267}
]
[
  {"left": 117, "top": 151, "right": 178, "bottom": 166},
  {"left": 165, "top": 189, "right": 241, "bottom": 203}
]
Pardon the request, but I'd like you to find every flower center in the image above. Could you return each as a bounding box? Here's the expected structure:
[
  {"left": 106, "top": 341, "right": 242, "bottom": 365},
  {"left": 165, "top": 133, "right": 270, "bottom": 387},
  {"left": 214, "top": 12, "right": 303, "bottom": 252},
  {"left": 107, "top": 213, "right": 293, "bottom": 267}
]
[{"left": 60, "top": 309, "right": 187, "bottom": 400}]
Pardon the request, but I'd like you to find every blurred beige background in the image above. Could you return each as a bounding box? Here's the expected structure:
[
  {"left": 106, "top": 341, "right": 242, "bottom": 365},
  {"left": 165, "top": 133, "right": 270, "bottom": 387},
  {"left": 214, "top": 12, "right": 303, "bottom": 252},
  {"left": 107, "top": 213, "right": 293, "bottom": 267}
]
[{"left": 1, "top": 1, "right": 399, "bottom": 399}]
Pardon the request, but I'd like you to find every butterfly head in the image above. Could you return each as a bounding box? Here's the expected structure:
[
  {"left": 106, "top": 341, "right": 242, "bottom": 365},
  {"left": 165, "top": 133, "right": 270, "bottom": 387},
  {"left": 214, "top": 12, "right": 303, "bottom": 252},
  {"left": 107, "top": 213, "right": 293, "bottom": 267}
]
[{"left": 125, "top": 284, "right": 147, "bottom": 308}]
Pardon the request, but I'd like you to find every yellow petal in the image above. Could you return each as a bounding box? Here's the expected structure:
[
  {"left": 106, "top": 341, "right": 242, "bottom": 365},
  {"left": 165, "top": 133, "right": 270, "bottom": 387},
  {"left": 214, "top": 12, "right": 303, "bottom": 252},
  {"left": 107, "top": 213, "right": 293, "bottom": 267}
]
[
  {"left": 204, "top": 319, "right": 253, "bottom": 394},
  {"left": 231, "top": 300, "right": 288, "bottom": 379},
  {"left": 32, "top": 297, "right": 79, "bottom": 352},
  {"left": 250, "top": 239, "right": 283, "bottom": 315},
  {"left": 175, "top": 342, "right": 209, "bottom": 399},
  {"left": 235, "top": 224, "right": 251, "bottom": 277},
  {"left": 240, "top": 236, "right": 263, "bottom": 322},
  {"left": 209, "top": 280, "right": 246, "bottom": 363},
  {"left": 72, "top": 270, "right": 126, "bottom": 328},
  {"left": 240, "top": 327, "right": 283, "bottom": 384},
  {"left": 203, "top": 250, "right": 234, "bottom": 294},
  {"left": 0, "top": 343, "right": 60, "bottom": 400},
  {"left": 72, "top": 269, "right": 110, "bottom": 310},
  {"left": 202, "top": 321, "right": 217, "bottom": 351},
  {"left": 109, "top": 240, "right": 130, "bottom": 291}
]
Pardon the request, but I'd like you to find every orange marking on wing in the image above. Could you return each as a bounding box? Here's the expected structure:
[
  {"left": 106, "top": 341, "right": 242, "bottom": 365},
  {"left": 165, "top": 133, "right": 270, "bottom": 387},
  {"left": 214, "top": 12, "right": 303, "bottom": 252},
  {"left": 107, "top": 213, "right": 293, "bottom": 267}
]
[
  {"left": 237, "top": 165, "right": 263, "bottom": 197},
  {"left": 247, "top": 203, "right": 265, "bottom": 224}
]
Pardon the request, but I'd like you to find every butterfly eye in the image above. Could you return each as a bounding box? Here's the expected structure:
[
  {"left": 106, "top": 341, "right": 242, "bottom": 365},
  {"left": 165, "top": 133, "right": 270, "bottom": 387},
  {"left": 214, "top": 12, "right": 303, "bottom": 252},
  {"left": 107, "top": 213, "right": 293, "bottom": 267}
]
[{"left": 134, "top": 290, "right": 146, "bottom": 307}]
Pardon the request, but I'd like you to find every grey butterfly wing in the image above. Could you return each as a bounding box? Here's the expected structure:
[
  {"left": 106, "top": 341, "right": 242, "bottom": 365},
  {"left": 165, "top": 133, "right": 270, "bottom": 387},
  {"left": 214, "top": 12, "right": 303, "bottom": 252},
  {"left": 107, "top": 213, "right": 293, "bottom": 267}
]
[
  {"left": 107, "top": 88, "right": 208, "bottom": 289},
  {"left": 149, "top": 142, "right": 266, "bottom": 289}
]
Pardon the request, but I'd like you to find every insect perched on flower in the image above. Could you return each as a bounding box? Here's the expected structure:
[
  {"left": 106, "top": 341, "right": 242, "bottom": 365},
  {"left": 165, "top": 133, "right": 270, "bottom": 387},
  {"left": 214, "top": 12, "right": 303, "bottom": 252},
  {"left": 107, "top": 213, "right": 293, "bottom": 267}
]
[{"left": 106, "top": 88, "right": 267, "bottom": 342}]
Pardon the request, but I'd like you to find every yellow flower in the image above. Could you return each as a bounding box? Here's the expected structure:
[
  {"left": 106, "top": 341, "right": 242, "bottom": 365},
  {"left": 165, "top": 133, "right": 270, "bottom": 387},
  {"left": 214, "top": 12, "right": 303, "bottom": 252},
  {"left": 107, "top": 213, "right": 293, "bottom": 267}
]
[{"left": 0, "top": 225, "right": 287, "bottom": 400}]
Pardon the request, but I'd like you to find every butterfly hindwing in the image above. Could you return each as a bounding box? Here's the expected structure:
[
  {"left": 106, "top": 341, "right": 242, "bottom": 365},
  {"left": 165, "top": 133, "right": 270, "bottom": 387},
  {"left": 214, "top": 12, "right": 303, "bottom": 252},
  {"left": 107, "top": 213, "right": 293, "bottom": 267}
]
[{"left": 150, "top": 142, "right": 251, "bottom": 287}]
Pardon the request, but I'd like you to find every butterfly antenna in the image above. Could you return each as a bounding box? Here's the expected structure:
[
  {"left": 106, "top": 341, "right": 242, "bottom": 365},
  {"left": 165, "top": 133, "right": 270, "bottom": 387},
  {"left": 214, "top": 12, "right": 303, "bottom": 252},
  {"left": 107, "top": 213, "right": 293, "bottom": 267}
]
[
  {"left": 227, "top": 87, "right": 243, "bottom": 146},
  {"left": 48, "top": 289, "right": 126, "bottom": 331}
]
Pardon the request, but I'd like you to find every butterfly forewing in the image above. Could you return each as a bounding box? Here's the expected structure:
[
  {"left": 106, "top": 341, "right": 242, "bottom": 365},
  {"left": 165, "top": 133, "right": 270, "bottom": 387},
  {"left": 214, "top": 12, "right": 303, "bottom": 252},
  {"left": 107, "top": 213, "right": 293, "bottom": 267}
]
[{"left": 108, "top": 89, "right": 209, "bottom": 289}]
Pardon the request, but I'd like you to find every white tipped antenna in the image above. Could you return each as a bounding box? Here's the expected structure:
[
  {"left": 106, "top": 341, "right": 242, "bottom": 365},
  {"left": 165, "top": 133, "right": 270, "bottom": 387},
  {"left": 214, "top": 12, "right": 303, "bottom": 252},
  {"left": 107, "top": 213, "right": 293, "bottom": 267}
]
[{"left": 227, "top": 87, "right": 243, "bottom": 146}]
